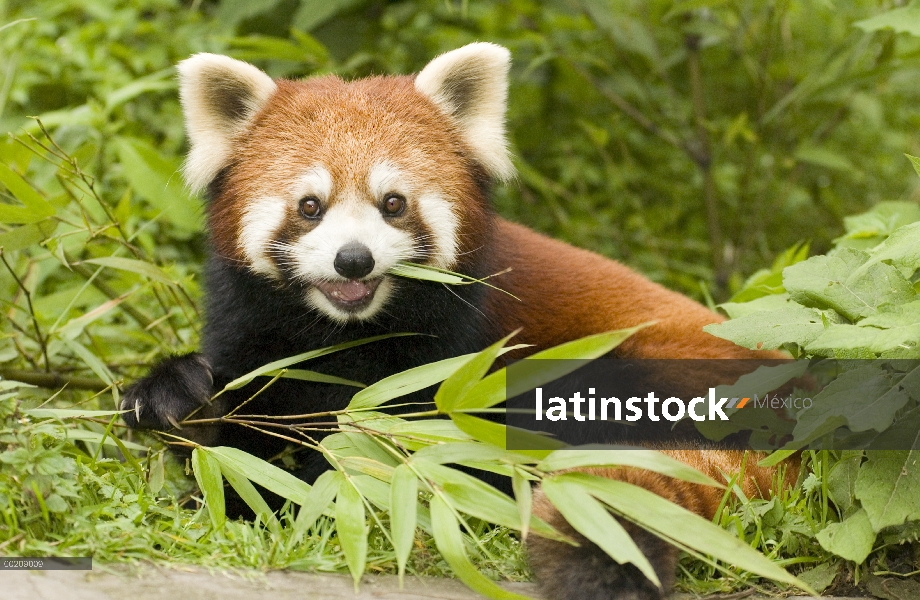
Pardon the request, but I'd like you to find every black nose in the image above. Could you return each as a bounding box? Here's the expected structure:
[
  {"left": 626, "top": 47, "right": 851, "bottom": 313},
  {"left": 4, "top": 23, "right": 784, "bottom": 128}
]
[{"left": 334, "top": 242, "right": 375, "bottom": 279}]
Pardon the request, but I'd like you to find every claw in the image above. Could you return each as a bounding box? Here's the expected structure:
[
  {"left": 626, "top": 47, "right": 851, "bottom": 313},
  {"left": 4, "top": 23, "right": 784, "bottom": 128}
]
[
  {"left": 135, "top": 399, "right": 142, "bottom": 423},
  {"left": 166, "top": 414, "right": 183, "bottom": 430}
]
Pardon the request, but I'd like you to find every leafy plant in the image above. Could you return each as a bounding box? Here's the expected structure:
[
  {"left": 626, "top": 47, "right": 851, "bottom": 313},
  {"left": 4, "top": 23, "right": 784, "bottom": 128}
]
[{"left": 705, "top": 195, "right": 920, "bottom": 585}]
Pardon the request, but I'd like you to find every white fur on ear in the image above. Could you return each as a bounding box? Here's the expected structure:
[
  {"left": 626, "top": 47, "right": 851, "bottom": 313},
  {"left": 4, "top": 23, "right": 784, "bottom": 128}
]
[
  {"left": 177, "top": 53, "right": 277, "bottom": 194},
  {"left": 415, "top": 43, "right": 515, "bottom": 181}
]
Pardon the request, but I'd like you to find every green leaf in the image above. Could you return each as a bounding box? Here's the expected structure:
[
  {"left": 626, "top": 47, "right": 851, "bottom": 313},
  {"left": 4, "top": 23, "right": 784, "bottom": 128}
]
[
  {"left": 113, "top": 136, "right": 201, "bottom": 233},
  {"left": 349, "top": 353, "right": 477, "bottom": 410},
  {"left": 816, "top": 508, "right": 876, "bottom": 563},
  {"left": 562, "top": 472, "right": 810, "bottom": 593},
  {"left": 428, "top": 494, "right": 533, "bottom": 600},
  {"left": 192, "top": 448, "right": 226, "bottom": 530},
  {"left": 793, "top": 365, "right": 912, "bottom": 441},
  {"left": 413, "top": 461, "right": 559, "bottom": 539},
  {"left": 293, "top": 470, "right": 340, "bottom": 541},
  {"left": 541, "top": 475, "right": 660, "bottom": 587},
  {"left": 512, "top": 468, "right": 533, "bottom": 540},
  {"left": 783, "top": 249, "right": 915, "bottom": 322},
  {"left": 220, "top": 463, "right": 278, "bottom": 527},
  {"left": 0, "top": 162, "right": 55, "bottom": 224},
  {"left": 537, "top": 448, "right": 719, "bottom": 487},
  {"left": 827, "top": 451, "right": 863, "bottom": 516},
  {"left": 450, "top": 412, "right": 564, "bottom": 456},
  {"left": 389, "top": 464, "right": 418, "bottom": 584},
  {"left": 704, "top": 305, "right": 832, "bottom": 350},
  {"left": 205, "top": 446, "right": 312, "bottom": 505},
  {"left": 336, "top": 477, "right": 367, "bottom": 591},
  {"left": 436, "top": 332, "right": 515, "bottom": 412},
  {"left": 858, "top": 221, "right": 920, "bottom": 279},
  {"left": 220, "top": 333, "right": 413, "bottom": 392},
  {"left": 266, "top": 368, "right": 365, "bottom": 388},
  {"left": 64, "top": 428, "right": 149, "bottom": 453},
  {"left": 854, "top": 1, "right": 920, "bottom": 37},
  {"left": 410, "top": 442, "right": 534, "bottom": 466},
  {"left": 855, "top": 450, "right": 920, "bottom": 531},
  {"left": 83, "top": 257, "right": 177, "bottom": 287},
  {"left": 457, "top": 326, "right": 645, "bottom": 411},
  {"left": 24, "top": 408, "right": 124, "bottom": 419}
]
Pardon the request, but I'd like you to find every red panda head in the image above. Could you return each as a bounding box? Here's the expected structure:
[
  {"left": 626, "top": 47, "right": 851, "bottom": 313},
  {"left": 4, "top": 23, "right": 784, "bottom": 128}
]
[{"left": 177, "top": 43, "right": 514, "bottom": 323}]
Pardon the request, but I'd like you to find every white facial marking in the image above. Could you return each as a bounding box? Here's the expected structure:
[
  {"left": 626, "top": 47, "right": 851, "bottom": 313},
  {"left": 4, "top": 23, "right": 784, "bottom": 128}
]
[
  {"left": 288, "top": 201, "right": 415, "bottom": 321},
  {"left": 415, "top": 193, "right": 459, "bottom": 269},
  {"left": 368, "top": 162, "right": 405, "bottom": 199},
  {"left": 293, "top": 166, "right": 333, "bottom": 201},
  {"left": 238, "top": 166, "right": 334, "bottom": 277},
  {"left": 239, "top": 196, "right": 287, "bottom": 277}
]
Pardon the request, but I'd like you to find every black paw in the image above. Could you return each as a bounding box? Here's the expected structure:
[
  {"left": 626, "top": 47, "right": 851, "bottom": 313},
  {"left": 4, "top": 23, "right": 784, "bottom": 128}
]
[{"left": 121, "top": 353, "right": 213, "bottom": 430}]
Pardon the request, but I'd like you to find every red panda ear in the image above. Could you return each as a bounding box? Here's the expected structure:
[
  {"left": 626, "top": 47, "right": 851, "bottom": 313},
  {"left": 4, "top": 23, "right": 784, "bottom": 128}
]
[
  {"left": 415, "top": 43, "right": 515, "bottom": 182},
  {"left": 177, "top": 54, "right": 277, "bottom": 194}
]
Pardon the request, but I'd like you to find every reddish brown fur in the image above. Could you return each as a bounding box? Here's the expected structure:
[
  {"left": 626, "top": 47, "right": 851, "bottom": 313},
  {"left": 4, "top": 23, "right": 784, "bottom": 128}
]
[{"left": 208, "top": 75, "right": 490, "bottom": 267}]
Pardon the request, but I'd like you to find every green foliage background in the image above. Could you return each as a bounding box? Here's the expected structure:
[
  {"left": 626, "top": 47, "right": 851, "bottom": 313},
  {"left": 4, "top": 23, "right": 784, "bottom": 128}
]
[{"left": 2, "top": 0, "right": 920, "bottom": 597}]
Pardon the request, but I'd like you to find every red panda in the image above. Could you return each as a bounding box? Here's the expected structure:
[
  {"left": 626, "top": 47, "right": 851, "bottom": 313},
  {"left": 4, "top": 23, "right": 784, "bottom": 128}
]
[{"left": 122, "top": 43, "right": 791, "bottom": 600}]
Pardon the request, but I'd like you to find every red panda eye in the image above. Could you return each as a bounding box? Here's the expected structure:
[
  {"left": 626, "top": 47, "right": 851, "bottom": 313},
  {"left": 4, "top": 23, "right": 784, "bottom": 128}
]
[
  {"left": 382, "top": 194, "right": 406, "bottom": 216},
  {"left": 299, "top": 197, "right": 322, "bottom": 219}
]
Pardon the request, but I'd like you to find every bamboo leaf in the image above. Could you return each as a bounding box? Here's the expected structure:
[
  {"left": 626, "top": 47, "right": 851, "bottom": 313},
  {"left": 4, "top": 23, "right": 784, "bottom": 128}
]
[
  {"left": 542, "top": 475, "right": 660, "bottom": 587},
  {"left": 192, "top": 448, "right": 226, "bottom": 530},
  {"left": 429, "top": 494, "right": 534, "bottom": 600},
  {"left": 336, "top": 476, "right": 368, "bottom": 590},
  {"left": 390, "top": 464, "right": 418, "bottom": 584},
  {"left": 220, "top": 333, "right": 414, "bottom": 392},
  {"left": 205, "top": 446, "right": 312, "bottom": 505}
]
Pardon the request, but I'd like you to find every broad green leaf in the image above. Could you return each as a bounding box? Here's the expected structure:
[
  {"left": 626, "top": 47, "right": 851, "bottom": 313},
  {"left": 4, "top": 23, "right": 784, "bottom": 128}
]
[
  {"left": 718, "top": 294, "right": 794, "bottom": 319},
  {"left": 537, "top": 448, "right": 719, "bottom": 487},
  {"left": 854, "top": 0, "right": 920, "bottom": 36},
  {"left": 563, "top": 472, "right": 810, "bottom": 592},
  {"left": 542, "top": 475, "right": 660, "bottom": 587},
  {"left": 389, "top": 464, "right": 418, "bottom": 583},
  {"left": 0, "top": 162, "right": 55, "bottom": 224},
  {"left": 192, "top": 448, "right": 225, "bottom": 530},
  {"left": 783, "top": 249, "right": 915, "bottom": 322},
  {"left": 704, "top": 305, "right": 836, "bottom": 350},
  {"left": 336, "top": 477, "right": 367, "bottom": 590},
  {"left": 816, "top": 508, "right": 875, "bottom": 563},
  {"left": 83, "top": 257, "right": 176, "bottom": 287},
  {"left": 826, "top": 451, "right": 863, "bottom": 516},
  {"left": 806, "top": 321, "right": 920, "bottom": 354},
  {"left": 855, "top": 450, "right": 920, "bottom": 531},
  {"left": 429, "top": 494, "right": 532, "bottom": 600},
  {"left": 148, "top": 451, "right": 166, "bottom": 494},
  {"left": 858, "top": 221, "right": 920, "bottom": 279},
  {"left": 436, "top": 332, "right": 515, "bottom": 412},
  {"left": 349, "top": 353, "right": 477, "bottom": 410},
  {"left": 220, "top": 463, "right": 278, "bottom": 527},
  {"left": 512, "top": 468, "right": 533, "bottom": 540},
  {"left": 293, "top": 470, "right": 340, "bottom": 541},
  {"left": 220, "top": 333, "right": 413, "bottom": 392},
  {"left": 412, "top": 461, "right": 561, "bottom": 540},
  {"left": 836, "top": 200, "right": 920, "bottom": 250},
  {"left": 205, "top": 446, "right": 312, "bottom": 505},
  {"left": 0, "top": 220, "right": 56, "bottom": 251},
  {"left": 793, "top": 365, "right": 912, "bottom": 440},
  {"left": 348, "top": 345, "right": 528, "bottom": 410},
  {"left": 409, "top": 442, "right": 534, "bottom": 466},
  {"left": 456, "top": 326, "right": 645, "bottom": 411},
  {"left": 450, "top": 413, "right": 563, "bottom": 457}
]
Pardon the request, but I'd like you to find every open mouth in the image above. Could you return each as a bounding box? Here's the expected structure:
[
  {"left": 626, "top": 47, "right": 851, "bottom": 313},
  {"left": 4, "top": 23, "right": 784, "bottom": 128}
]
[{"left": 314, "top": 277, "right": 383, "bottom": 311}]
